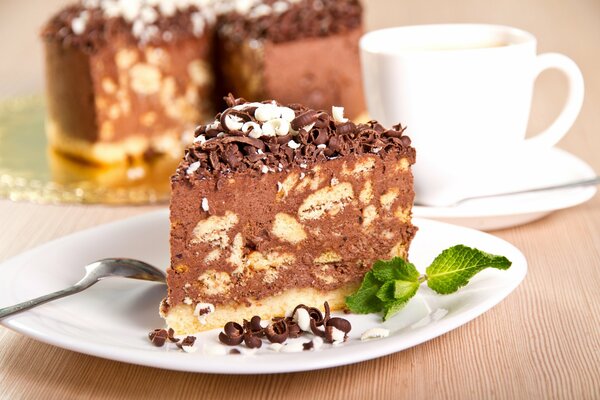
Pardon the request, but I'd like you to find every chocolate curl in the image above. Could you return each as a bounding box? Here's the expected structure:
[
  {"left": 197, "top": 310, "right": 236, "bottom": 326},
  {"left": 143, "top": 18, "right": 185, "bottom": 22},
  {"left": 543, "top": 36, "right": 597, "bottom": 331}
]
[
  {"left": 244, "top": 333, "right": 263, "bottom": 349},
  {"left": 219, "top": 321, "right": 245, "bottom": 346},
  {"left": 167, "top": 328, "right": 180, "bottom": 343},
  {"left": 265, "top": 319, "right": 289, "bottom": 343},
  {"left": 291, "top": 110, "right": 318, "bottom": 131}
]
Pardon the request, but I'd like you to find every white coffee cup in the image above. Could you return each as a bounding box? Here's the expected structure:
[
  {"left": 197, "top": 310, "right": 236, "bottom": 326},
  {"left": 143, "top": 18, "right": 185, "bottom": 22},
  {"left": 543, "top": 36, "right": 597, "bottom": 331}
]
[{"left": 360, "top": 24, "right": 584, "bottom": 205}]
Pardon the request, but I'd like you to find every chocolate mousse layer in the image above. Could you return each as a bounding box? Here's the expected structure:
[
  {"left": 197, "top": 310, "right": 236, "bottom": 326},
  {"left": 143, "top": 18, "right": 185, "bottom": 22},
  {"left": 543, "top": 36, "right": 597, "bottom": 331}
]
[{"left": 165, "top": 97, "right": 416, "bottom": 329}]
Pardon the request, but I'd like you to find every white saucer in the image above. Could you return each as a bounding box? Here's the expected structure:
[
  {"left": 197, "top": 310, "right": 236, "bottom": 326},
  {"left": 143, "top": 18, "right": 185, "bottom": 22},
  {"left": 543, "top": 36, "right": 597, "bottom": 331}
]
[
  {"left": 413, "top": 147, "right": 597, "bottom": 231},
  {"left": 0, "top": 210, "right": 527, "bottom": 374}
]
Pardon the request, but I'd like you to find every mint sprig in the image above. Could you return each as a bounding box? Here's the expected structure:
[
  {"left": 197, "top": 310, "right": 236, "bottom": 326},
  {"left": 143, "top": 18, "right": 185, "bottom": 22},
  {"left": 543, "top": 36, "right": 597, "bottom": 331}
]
[{"left": 345, "top": 245, "right": 512, "bottom": 320}]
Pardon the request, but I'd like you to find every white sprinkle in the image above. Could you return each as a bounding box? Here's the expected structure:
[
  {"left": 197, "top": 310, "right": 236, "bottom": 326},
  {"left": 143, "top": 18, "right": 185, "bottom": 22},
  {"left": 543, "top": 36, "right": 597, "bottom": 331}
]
[
  {"left": 159, "top": 0, "right": 177, "bottom": 17},
  {"left": 201, "top": 197, "right": 209, "bottom": 212},
  {"left": 269, "top": 343, "right": 284, "bottom": 352},
  {"left": 299, "top": 172, "right": 305, "bottom": 180},
  {"left": 250, "top": 3, "right": 272, "bottom": 18},
  {"left": 360, "top": 327, "right": 390, "bottom": 341},
  {"left": 208, "top": 121, "right": 220, "bottom": 130},
  {"left": 293, "top": 308, "right": 311, "bottom": 332},
  {"left": 277, "top": 182, "right": 283, "bottom": 192},
  {"left": 140, "top": 6, "right": 158, "bottom": 23},
  {"left": 184, "top": 283, "right": 191, "bottom": 288},
  {"left": 261, "top": 121, "right": 276, "bottom": 137},
  {"left": 263, "top": 118, "right": 290, "bottom": 136},
  {"left": 279, "top": 106, "right": 296, "bottom": 122},
  {"left": 194, "top": 303, "right": 215, "bottom": 325},
  {"left": 191, "top": 12, "right": 205, "bottom": 36},
  {"left": 302, "top": 123, "right": 315, "bottom": 132},
  {"left": 317, "top": 144, "right": 326, "bottom": 149},
  {"left": 272, "top": 1, "right": 290, "bottom": 13},
  {"left": 330, "top": 326, "right": 346, "bottom": 344},
  {"left": 281, "top": 342, "right": 304, "bottom": 353},
  {"left": 287, "top": 140, "right": 301, "bottom": 149},
  {"left": 257, "top": 149, "right": 264, "bottom": 155},
  {"left": 330, "top": 177, "right": 339, "bottom": 186},
  {"left": 224, "top": 114, "right": 244, "bottom": 131},
  {"left": 193, "top": 135, "right": 207, "bottom": 144},
  {"left": 242, "top": 121, "right": 262, "bottom": 138},
  {"left": 299, "top": 163, "right": 307, "bottom": 169},
  {"left": 261, "top": 165, "right": 269, "bottom": 174},
  {"left": 183, "top": 297, "right": 193, "bottom": 305},
  {"left": 71, "top": 17, "right": 86, "bottom": 35},
  {"left": 255, "top": 104, "right": 279, "bottom": 122},
  {"left": 332, "top": 106, "right": 348, "bottom": 123},
  {"left": 126, "top": 166, "right": 145, "bottom": 180},
  {"left": 371, "top": 147, "right": 382, "bottom": 154},
  {"left": 186, "top": 161, "right": 201, "bottom": 175}
]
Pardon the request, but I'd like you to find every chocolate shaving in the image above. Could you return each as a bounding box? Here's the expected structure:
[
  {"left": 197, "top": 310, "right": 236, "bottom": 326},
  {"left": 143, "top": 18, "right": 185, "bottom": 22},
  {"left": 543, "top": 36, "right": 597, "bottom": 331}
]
[
  {"left": 167, "top": 328, "right": 180, "bottom": 343},
  {"left": 302, "top": 341, "right": 314, "bottom": 351},
  {"left": 148, "top": 328, "right": 168, "bottom": 347},
  {"left": 176, "top": 335, "right": 197, "bottom": 349}
]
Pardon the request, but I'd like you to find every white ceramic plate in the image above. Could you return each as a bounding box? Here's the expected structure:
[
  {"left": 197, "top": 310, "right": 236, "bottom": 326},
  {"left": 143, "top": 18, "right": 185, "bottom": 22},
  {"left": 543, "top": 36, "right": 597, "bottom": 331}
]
[
  {"left": 413, "top": 147, "right": 597, "bottom": 231},
  {"left": 0, "top": 210, "right": 526, "bottom": 374}
]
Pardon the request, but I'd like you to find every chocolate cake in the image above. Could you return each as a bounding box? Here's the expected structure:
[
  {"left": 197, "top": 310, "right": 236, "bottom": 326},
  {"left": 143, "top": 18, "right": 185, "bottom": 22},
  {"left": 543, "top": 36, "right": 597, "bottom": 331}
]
[
  {"left": 41, "top": 1, "right": 217, "bottom": 164},
  {"left": 163, "top": 96, "right": 416, "bottom": 334},
  {"left": 41, "top": 0, "right": 367, "bottom": 164},
  {"left": 218, "top": 0, "right": 366, "bottom": 119}
]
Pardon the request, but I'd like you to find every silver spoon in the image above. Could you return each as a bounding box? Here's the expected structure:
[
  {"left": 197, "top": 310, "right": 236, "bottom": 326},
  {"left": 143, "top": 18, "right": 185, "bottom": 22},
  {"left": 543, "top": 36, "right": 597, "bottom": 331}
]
[
  {"left": 0, "top": 258, "right": 166, "bottom": 319},
  {"left": 415, "top": 176, "right": 600, "bottom": 208}
]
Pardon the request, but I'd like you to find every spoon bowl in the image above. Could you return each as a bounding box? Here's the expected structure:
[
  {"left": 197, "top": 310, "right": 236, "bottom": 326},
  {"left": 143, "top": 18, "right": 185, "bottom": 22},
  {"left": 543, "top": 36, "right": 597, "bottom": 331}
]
[{"left": 0, "top": 258, "right": 166, "bottom": 319}]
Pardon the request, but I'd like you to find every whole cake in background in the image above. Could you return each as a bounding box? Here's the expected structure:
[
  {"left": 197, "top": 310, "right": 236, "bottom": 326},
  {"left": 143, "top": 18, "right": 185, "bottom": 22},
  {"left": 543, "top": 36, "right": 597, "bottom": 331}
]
[
  {"left": 40, "top": 0, "right": 366, "bottom": 165},
  {"left": 163, "top": 96, "right": 416, "bottom": 334}
]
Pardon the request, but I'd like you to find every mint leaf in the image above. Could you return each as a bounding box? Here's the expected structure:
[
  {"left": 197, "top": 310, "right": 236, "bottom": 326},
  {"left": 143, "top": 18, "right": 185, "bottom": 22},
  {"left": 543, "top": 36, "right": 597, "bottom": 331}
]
[
  {"left": 372, "top": 257, "right": 420, "bottom": 283},
  {"left": 382, "top": 280, "right": 421, "bottom": 320},
  {"left": 345, "top": 271, "right": 384, "bottom": 314},
  {"left": 426, "top": 245, "right": 512, "bottom": 294},
  {"left": 374, "top": 264, "right": 421, "bottom": 319}
]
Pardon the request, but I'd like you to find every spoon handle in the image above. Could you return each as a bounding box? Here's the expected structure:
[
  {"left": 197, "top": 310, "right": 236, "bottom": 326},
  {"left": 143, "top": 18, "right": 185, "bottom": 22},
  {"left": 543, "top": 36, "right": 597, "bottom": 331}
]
[
  {"left": 0, "top": 282, "right": 94, "bottom": 319},
  {"left": 457, "top": 176, "right": 600, "bottom": 205}
]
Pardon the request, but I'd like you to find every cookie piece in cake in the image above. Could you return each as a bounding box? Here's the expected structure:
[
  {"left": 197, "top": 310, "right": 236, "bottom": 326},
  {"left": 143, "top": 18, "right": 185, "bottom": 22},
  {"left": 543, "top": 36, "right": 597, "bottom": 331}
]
[
  {"left": 41, "top": 1, "right": 217, "bottom": 164},
  {"left": 162, "top": 96, "right": 416, "bottom": 334},
  {"left": 217, "top": 0, "right": 366, "bottom": 119}
]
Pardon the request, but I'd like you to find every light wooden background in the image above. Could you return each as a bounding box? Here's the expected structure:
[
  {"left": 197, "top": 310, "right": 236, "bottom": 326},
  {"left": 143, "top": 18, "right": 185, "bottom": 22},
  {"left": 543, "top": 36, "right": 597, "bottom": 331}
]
[{"left": 1, "top": 0, "right": 599, "bottom": 399}]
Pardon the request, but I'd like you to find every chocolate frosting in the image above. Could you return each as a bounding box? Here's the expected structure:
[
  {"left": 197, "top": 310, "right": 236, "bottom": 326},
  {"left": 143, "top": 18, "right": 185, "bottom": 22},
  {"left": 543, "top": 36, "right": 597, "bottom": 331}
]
[
  {"left": 175, "top": 95, "right": 415, "bottom": 182},
  {"left": 219, "top": 0, "right": 362, "bottom": 43},
  {"left": 41, "top": 3, "right": 215, "bottom": 53}
]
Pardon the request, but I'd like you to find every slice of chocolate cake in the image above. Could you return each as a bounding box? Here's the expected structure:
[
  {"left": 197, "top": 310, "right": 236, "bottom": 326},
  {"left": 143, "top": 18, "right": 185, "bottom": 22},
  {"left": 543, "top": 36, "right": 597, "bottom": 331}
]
[
  {"left": 163, "top": 96, "right": 416, "bottom": 334},
  {"left": 217, "top": 0, "right": 366, "bottom": 119},
  {"left": 41, "top": 1, "right": 217, "bottom": 164}
]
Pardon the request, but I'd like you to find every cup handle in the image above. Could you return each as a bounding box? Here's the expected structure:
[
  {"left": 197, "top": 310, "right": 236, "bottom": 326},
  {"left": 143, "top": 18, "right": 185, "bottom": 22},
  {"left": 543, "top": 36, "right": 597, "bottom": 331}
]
[{"left": 525, "top": 53, "right": 584, "bottom": 148}]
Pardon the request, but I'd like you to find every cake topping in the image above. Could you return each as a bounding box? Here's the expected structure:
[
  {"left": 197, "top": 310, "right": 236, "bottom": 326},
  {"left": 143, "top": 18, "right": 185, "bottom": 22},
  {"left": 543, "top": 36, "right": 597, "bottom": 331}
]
[
  {"left": 177, "top": 95, "right": 415, "bottom": 181},
  {"left": 219, "top": 0, "right": 362, "bottom": 43},
  {"left": 43, "top": 0, "right": 361, "bottom": 51}
]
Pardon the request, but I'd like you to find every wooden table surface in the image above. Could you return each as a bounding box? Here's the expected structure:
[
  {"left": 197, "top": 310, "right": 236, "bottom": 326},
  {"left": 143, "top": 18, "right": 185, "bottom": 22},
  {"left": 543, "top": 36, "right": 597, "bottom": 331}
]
[{"left": 1, "top": 0, "right": 599, "bottom": 399}]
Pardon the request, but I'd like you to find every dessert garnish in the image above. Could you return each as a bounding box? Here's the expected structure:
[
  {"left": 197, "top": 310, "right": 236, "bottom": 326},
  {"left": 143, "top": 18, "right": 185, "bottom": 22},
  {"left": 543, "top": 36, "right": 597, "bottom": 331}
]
[
  {"left": 218, "top": 301, "right": 351, "bottom": 348},
  {"left": 346, "top": 245, "right": 512, "bottom": 320}
]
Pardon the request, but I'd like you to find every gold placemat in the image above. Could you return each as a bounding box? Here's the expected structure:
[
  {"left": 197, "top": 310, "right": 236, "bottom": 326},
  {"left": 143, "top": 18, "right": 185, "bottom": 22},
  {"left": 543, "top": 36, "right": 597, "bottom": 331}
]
[{"left": 0, "top": 96, "right": 178, "bottom": 205}]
